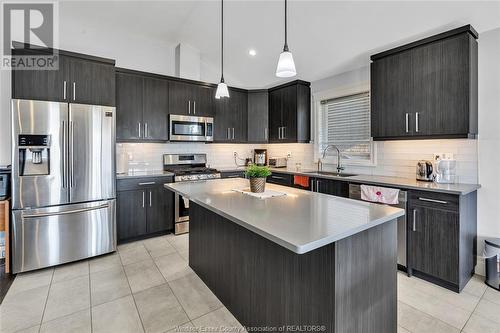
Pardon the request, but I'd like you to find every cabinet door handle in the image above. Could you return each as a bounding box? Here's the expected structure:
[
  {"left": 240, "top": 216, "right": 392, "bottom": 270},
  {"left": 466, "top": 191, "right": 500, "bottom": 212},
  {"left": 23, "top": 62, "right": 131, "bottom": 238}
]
[
  {"left": 271, "top": 175, "right": 286, "bottom": 180},
  {"left": 63, "top": 81, "right": 67, "bottom": 100},
  {"left": 311, "top": 179, "right": 315, "bottom": 192},
  {"left": 232, "top": 128, "right": 235, "bottom": 140},
  {"left": 138, "top": 122, "right": 141, "bottom": 138},
  {"left": 278, "top": 127, "right": 282, "bottom": 139},
  {"left": 72, "top": 82, "right": 76, "bottom": 101},
  {"left": 193, "top": 101, "right": 196, "bottom": 115},
  {"left": 264, "top": 128, "right": 268, "bottom": 141},
  {"left": 227, "top": 128, "right": 230, "bottom": 140},
  {"left": 405, "top": 113, "right": 409, "bottom": 133},
  {"left": 412, "top": 209, "right": 417, "bottom": 231},
  {"left": 283, "top": 127, "right": 286, "bottom": 139},
  {"left": 145, "top": 123, "right": 148, "bottom": 138},
  {"left": 149, "top": 191, "right": 152, "bottom": 207},
  {"left": 188, "top": 100, "right": 191, "bottom": 114},
  {"left": 415, "top": 112, "right": 420, "bottom": 133},
  {"left": 316, "top": 180, "right": 320, "bottom": 192},
  {"left": 142, "top": 191, "right": 145, "bottom": 208},
  {"left": 138, "top": 181, "right": 156, "bottom": 185},
  {"left": 418, "top": 197, "right": 448, "bottom": 204}
]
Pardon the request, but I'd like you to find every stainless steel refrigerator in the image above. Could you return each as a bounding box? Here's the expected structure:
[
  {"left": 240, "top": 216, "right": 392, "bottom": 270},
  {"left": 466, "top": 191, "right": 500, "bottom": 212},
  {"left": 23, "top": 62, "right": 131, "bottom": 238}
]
[{"left": 11, "top": 99, "right": 116, "bottom": 273}]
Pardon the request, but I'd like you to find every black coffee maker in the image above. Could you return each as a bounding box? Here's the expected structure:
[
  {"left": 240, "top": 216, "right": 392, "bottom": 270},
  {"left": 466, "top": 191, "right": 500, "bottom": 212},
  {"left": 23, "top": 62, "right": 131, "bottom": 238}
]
[{"left": 253, "top": 149, "right": 268, "bottom": 166}]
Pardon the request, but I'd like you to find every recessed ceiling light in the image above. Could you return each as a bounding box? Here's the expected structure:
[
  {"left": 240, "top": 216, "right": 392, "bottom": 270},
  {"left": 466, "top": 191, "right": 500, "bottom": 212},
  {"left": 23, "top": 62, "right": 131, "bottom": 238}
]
[{"left": 248, "top": 49, "right": 257, "bottom": 56}]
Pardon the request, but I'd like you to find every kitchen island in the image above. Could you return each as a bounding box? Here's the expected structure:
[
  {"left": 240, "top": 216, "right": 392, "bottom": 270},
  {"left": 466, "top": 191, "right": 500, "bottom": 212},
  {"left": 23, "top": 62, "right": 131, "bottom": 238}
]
[{"left": 165, "top": 178, "right": 405, "bottom": 332}]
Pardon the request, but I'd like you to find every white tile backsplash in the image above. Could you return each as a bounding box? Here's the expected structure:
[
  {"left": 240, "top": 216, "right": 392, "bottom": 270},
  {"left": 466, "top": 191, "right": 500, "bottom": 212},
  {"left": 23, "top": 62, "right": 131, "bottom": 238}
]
[
  {"left": 117, "top": 138, "right": 478, "bottom": 184},
  {"left": 117, "top": 143, "right": 265, "bottom": 172}
]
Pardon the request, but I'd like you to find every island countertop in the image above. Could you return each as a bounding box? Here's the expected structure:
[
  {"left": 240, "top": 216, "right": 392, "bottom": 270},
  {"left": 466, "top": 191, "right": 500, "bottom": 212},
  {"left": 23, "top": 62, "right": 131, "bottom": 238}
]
[{"left": 165, "top": 178, "right": 404, "bottom": 254}]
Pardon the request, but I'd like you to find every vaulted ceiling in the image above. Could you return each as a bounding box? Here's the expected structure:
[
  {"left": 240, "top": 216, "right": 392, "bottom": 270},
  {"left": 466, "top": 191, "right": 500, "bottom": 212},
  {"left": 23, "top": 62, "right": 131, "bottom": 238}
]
[{"left": 60, "top": 1, "right": 500, "bottom": 88}]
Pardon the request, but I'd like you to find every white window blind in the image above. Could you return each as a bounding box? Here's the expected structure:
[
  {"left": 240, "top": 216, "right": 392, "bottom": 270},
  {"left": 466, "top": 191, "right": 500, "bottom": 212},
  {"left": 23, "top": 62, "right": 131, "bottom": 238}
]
[{"left": 318, "top": 92, "right": 374, "bottom": 164}]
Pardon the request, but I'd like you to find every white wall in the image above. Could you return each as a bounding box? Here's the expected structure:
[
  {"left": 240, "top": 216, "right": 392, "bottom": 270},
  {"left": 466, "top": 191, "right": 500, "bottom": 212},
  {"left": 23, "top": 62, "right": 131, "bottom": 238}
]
[{"left": 477, "top": 28, "right": 500, "bottom": 264}]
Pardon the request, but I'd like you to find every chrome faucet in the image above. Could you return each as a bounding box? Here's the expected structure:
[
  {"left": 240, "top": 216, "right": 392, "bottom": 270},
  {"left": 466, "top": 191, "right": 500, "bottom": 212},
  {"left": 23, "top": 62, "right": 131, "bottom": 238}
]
[{"left": 318, "top": 145, "right": 345, "bottom": 173}]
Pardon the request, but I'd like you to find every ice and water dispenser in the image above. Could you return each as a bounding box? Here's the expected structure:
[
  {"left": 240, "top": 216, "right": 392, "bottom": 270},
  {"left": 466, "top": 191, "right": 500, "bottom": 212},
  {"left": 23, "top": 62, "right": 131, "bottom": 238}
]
[{"left": 18, "top": 134, "right": 51, "bottom": 176}]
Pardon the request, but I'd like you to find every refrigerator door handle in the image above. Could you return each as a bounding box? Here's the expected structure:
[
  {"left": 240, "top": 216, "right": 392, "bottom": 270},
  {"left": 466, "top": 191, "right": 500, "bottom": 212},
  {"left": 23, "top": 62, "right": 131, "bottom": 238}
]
[
  {"left": 62, "top": 121, "right": 67, "bottom": 188},
  {"left": 70, "top": 121, "right": 75, "bottom": 187},
  {"left": 22, "top": 203, "right": 110, "bottom": 219}
]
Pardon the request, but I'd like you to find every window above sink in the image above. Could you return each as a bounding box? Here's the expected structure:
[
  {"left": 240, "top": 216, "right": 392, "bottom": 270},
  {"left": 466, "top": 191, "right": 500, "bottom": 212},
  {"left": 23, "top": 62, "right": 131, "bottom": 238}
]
[{"left": 314, "top": 91, "right": 377, "bottom": 167}]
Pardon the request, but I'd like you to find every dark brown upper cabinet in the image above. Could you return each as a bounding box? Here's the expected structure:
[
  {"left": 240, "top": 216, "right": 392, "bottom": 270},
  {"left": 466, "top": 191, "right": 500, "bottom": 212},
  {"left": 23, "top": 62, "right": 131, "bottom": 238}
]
[
  {"left": 168, "top": 81, "right": 215, "bottom": 117},
  {"left": 214, "top": 89, "right": 248, "bottom": 142},
  {"left": 116, "top": 69, "right": 169, "bottom": 142},
  {"left": 371, "top": 25, "right": 478, "bottom": 140},
  {"left": 12, "top": 46, "right": 115, "bottom": 106},
  {"left": 268, "top": 80, "right": 311, "bottom": 143},
  {"left": 247, "top": 90, "right": 269, "bottom": 143}
]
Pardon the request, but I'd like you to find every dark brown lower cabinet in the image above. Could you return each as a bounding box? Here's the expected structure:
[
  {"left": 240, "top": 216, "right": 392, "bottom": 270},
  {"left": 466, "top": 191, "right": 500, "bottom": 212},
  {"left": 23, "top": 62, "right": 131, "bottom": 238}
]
[
  {"left": 267, "top": 172, "right": 293, "bottom": 186},
  {"left": 407, "top": 190, "right": 477, "bottom": 292},
  {"left": 117, "top": 176, "right": 174, "bottom": 243},
  {"left": 116, "top": 189, "right": 147, "bottom": 240},
  {"left": 311, "top": 177, "right": 349, "bottom": 197},
  {"left": 220, "top": 171, "right": 246, "bottom": 179}
]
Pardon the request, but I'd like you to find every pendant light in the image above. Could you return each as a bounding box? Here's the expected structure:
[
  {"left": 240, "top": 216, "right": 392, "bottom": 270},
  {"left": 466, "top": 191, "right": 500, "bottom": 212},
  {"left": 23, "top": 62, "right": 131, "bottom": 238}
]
[
  {"left": 215, "top": 0, "right": 229, "bottom": 99},
  {"left": 276, "top": 0, "right": 297, "bottom": 77}
]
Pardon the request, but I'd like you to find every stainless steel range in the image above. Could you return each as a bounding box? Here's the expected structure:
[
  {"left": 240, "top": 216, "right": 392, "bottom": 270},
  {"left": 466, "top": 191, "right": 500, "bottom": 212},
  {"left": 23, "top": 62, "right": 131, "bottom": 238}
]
[{"left": 163, "top": 154, "right": 220, "bottom": 234}]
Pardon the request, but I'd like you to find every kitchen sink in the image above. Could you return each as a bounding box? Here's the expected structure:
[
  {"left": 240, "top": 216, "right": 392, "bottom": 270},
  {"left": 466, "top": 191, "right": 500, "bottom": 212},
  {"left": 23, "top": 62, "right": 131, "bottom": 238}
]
[{"left": 315, "top": 171, "right": 357, "bottom": 178}]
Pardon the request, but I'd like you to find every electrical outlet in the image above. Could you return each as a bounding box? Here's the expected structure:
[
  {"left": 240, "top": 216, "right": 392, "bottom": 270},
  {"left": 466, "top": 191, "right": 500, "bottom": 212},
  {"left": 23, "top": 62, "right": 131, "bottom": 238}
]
[
  {"left": 287, "top": 152, "right": 292, "bottom": 159},
  {"left": 233, "top": 151, "right": 237, "bottom": 157}
]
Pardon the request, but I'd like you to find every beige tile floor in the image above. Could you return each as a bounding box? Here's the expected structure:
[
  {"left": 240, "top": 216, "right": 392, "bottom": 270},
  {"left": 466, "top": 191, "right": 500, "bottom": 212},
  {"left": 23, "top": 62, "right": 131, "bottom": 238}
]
[{"left": 0, "top": 233, "right": 498, "bottom": 333}]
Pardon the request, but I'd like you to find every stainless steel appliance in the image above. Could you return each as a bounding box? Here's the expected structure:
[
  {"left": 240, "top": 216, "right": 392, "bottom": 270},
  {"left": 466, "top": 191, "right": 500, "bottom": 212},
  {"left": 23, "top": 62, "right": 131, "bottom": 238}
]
[
  {"left": 416, "top": 160, "right": 434, "bottom": 182},
  {"left": 349, "top": 183, "right": 408, "bottom": 269},
  {"left": 163, "top": 154, "right": 220, "bottom": 234},
  {"left": 169, "top": 114, "right": 214, "bottom": 142},
  {"left": 253, "top": 149, "right": 268, "bottom": 166},
  {"left": 11, "top": 99, "right": 116, "bottom": 273},
  {"left": 269, "top": 157, "right": 287, "bottom": 168},
  {"left": 0, "top": 166, "right": 10, "bottom": 200}
]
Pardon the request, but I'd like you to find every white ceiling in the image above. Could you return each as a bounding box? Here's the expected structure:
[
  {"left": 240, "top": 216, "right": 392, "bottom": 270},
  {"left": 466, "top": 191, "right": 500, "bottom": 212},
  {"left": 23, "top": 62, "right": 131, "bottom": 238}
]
[{"left": 60, "top": 1, "right": 500, "bottom": 88}]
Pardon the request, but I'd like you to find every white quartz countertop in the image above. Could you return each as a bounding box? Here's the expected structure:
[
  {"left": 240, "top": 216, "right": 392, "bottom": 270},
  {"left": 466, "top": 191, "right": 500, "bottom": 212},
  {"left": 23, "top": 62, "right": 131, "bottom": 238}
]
[
  {"left": 165, "top": 179, "right": 404, "bottom": 254},
  {"left": 217, "top": 167, "right": 480, "bottom": 195}
]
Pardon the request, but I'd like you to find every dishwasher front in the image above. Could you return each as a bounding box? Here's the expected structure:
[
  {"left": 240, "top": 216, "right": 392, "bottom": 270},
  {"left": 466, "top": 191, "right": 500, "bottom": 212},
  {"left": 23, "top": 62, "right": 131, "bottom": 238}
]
[{"left": 348, "top": 183, "right": 408, "bottom": 270}]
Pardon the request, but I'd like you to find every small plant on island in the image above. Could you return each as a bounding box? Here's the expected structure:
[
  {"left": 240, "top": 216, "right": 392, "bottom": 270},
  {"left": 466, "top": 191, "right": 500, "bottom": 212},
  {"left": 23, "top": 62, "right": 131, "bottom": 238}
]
[
  {"left": 245, "top": 165, "right": 272, "bottom": 193},
  {"left": 244, "top": 164, "right": 272, "bottom": 178}
]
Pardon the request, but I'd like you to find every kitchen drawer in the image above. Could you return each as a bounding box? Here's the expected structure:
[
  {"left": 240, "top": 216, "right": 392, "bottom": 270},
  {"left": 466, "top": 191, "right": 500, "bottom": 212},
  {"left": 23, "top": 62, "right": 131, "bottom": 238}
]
[
  {"left": 409, "top": 190, "right": 459, "bottom": 212},
  {"left": 221, "top": 171, "right": 246, "bottom": 179},
  {"left": 117, "top": 176, "right": 174, "bottom": 191},
  {"left": 267, "top": 172, "right": 293, "bottom": 186}
]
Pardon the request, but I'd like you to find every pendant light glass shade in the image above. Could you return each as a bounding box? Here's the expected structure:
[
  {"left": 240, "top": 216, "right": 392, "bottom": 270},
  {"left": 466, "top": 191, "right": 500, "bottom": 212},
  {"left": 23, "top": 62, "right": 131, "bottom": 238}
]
[
  {"left": 275, "top": 0, "right": 296, "bottom": 78},
  {"left": 276, "top": 50, "right": 296, "bottom": 77},
  {"left": 215, "top": 80, "right": 229, "bottom": 99},
  {"left": 215, "top": 0, "right": 229, "bottom": 99}
]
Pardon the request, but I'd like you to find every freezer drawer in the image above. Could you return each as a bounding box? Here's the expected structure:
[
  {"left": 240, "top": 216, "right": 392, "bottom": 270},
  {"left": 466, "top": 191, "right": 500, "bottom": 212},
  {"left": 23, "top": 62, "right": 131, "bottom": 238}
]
[{"left": 12, "top": 200, "right": 116, "bottom": 273}]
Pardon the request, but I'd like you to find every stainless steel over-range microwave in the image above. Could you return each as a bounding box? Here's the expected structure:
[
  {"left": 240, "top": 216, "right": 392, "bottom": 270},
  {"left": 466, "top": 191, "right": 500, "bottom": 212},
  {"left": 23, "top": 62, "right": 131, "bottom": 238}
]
[{"left": 169, "top": 114, "right": 214, "bottom": 142}]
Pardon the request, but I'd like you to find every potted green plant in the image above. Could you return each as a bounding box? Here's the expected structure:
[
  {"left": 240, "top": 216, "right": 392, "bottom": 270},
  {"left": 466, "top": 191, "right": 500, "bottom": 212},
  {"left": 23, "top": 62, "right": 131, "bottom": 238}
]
[{"left": 245, "top": 165, "right": 272, "bottom": 193}]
